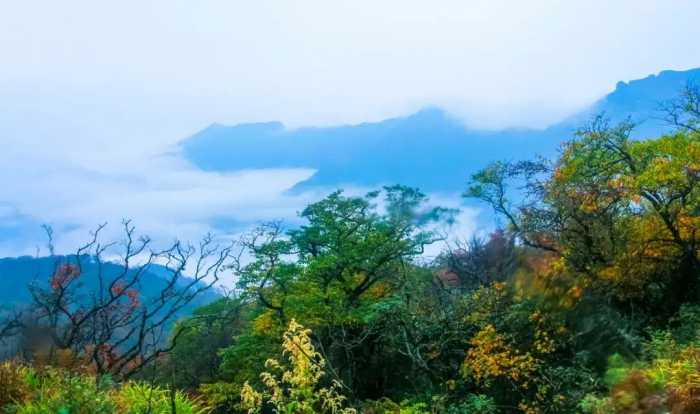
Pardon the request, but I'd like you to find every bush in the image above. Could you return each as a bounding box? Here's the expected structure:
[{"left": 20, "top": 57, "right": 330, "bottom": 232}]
[
  {"left": 240, "top": 319, "right": 355, "bottom": 414},
  {"left": 199, "top": 382, "right": 241, "bottom": 413},
  {"left": 360, "top": 397, "right": 401, "bottom": 413},
  {"left": 578, "top": 394, "right": 615, "bottom": 414},
  {"left": 7, "top": 367, "right": 115, "bottom": 414},
  {"left": 589, "top": 333, "right": 700, "bottom": 413},
  {"left": 0, "top": 361, "right": 30, "bottom": 409},
  {"left": 1, "top": 364, "right": 210, "bottom": 414},
  {"left": 112, "top": 382, "right": 211, "bottom": 414},
  {"left": 446, "top": 395, "right": 498, "bottom": 414}
]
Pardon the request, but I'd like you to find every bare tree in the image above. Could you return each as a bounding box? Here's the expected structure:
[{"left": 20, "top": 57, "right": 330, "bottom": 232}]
[
  {"left": 659, "top": 81, "right": 700, "bottom": 133},
  {"left": 0, "top": 221, "right": 231, "bottom": 379},
  {"left": 437, "top": 230, "right": 518, "bottom": 290}
]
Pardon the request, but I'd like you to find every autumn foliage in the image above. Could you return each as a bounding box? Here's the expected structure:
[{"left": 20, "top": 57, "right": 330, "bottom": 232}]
[{"left": 4, "top": 88, "right": 700, "bottom": 413}]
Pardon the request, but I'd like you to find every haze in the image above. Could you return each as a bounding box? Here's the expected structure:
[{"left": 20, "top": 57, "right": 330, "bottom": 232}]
[{"left": 1, "top": 0, "right": 699, "bottom": 255}]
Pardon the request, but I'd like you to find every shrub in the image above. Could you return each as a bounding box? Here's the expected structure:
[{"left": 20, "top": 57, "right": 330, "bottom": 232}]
[
  {"left": 359, "top": 397, "right": 401, "bottom": 413},
  {"left": 240, "top": 319, "right": 356, "bottom": 414},
  {"left": 7, "top": 368, "right": 115, "bottom": 414},
  {"left": 397, "top": 400, "right": 430, "bottom": 414},
  {"left": 446, "top": 395, "right": 498, "bottom": 414},
  {"left": 112, "top": 382, "right": 211, "bottom": 414},
  {"left": 578, "top": 394, "right": 615, "bottom": 414},
  {"left": 199, "top": 381, "right": 241, "bottom": 413},
  {"left": 590, "top": 334, "right": 700, "bottom": 413},
  {"left": 0, "top": 361, "right": 31, "bottom": 409},
  {"left": 1, "top": 364, "right": 210, "bottom": 414}
]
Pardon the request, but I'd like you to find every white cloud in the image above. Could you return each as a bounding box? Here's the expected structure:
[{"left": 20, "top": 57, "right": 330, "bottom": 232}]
[
  {"left": 1, "top": 1, "right": 699, "bottom": 135},
  {"left": 0, "top": 1, "right": 696, "bottom": 258},
  {"left": 0, "top": 145, "right": 320, "bottom": 256}
]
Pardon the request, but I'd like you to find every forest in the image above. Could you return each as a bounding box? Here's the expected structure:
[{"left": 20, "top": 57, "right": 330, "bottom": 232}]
[{"left": 2, "top": 85, "right": 700, "bottom": 413}]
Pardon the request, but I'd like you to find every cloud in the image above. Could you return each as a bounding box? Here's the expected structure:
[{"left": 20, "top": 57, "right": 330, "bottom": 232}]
[
  {"left": 0, "top": 145, "right": 320, "bottom": 256},
  {"left": 1, "top": 1, "right": 699, "bottom": 133},
  {"left": 0, "top": 135, "right": 482, "bottom": 263},
  {"left": 0, "top": 1, "right": 696, "bottom": 259}
]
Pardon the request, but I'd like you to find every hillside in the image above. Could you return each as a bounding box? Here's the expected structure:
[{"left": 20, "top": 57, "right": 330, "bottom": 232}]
[{"left": 0, "top": 255, "right": 219, "bottom": 312}]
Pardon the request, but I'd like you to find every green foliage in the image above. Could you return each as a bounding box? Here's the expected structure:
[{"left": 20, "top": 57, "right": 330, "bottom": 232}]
[
  {"left": 198, "top": 381, "right": 241, "bottom": 414},
  {"left": 218, "top": 332, "right": 280, "bottom": 394},
  {"left": 226, "top": 186, "right": 455, "bottom": 398},
  {"left": 6, "top": 367, "right": 115, "bottom": 414},
  {"left": 461, "top": 101, "right": 700, "bottom": 410},
  {"left": 0, "top": 362, "right": 30, "bottom": 409},
  {"left": 113, "top": 382, "right": 211, "bottom": 414},
  {"left": 161, "top": 297, "right": 245, "bottom": 390},
  {"left": 670, "top": 304, "right": 700, "bottom": 343},
  {"left": 356, "top": 398, "right": 432, "bottom": 414},
  {"left": 360, "top": 398, "right": 402, "bottom": 413},
  {"left": 578, "top": 324, "right": 700, "bottom": 414},
  {"left": 578, "top": 393, "right": 615, "bottom": 414},
  {"left": 8, "top": 90, "right": 700, "bottom": 413},
  {"left": 397, "top": 400, "right": 430, "bottom": 414},
  {"left": 446, "top": 395, "right": 498, "bottom": 414},
  {"left": 360, "top": 395, "right": 497, "bottom": 414},
  {"left": 240, "top": 319, "right": 355, "bottom": 414},
  {"left": 468, "top": 118, "right": 700, "bottom": 311},
  {"left": 603, "top": 354, "right": 632, "bottom": 388},
  {"left": 0, "top": 362, "right": 210, "bottom": 414}
]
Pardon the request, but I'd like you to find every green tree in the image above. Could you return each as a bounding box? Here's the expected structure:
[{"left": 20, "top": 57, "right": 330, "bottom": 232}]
[
  {"left": 228, "top": 186, "right": 454, "bottom": 398},
  {"left": 160, "top": 297, "right": 245, "bottom": 390},
  {"left": 467, "top": 116, "right": 700, "bottom": 315}
]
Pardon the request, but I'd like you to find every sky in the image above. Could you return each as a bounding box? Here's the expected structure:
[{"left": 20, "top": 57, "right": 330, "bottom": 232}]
[{"left": 1, "top": 1, "right": 700, "bottom": 257}]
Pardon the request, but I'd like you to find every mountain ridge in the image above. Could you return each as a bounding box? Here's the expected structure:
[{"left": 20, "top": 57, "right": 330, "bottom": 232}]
[
  {"left": 180, "top": 68, "right": 700, "bottom": 192},
  {"left": 0, "top": 254, "right": 220, "bottom": 311},
  {"left": 181, "top": 67, "right": 700, "bottom": 193}
]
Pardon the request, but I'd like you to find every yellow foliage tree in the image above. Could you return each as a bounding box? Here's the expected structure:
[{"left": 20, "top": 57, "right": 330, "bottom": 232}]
[{"left": 463, "top": 324, "right": 538, "bottom": 386}]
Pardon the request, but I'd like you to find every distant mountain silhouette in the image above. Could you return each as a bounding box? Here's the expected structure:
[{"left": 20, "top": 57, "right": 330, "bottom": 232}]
[
  {"left": 181, "top": 68, "right": 700, "bottom": 192},
  {"left": 0, "top": 255, "right": 219, "bottom": 313},
  {"left": 568, "top": 68, "right": 700, "bottom": 136}
]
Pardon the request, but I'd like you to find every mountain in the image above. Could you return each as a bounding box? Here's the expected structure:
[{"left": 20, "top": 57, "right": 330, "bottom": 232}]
[
  {"left": 180, "top": 68, "right": 700, "bottom": 193},
  {"left": 570, "top": 68, "right": 700, "bottom": 136},
  {"left": 0, "top": 255, "right": 220, "bottom": 312}
]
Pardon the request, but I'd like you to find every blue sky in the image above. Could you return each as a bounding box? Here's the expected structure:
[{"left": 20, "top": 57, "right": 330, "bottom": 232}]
[{"left": 1, "top": 1, "right": 700, "bottom": 256}]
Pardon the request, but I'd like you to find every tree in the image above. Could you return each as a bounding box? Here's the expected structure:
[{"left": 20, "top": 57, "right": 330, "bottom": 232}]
[
  {"left": 229, "top": 186, "right": 454, "bottom": 397},
  {"left": 436, "top": 230, "right": 519, "bottom": 291},
  {"left": 1, "top": 221, "right": 230, "bottom": 379},
  {"left": 659, "top": 81, "right": 700, "bottom": 134},
  {"left": 466, "top": 114, "right": 700, "bottom": 314},
  {"left": 159, "top": 296, "right": 244, "bottom": 390},
  {"left": 461, "top": 100, "right": 700, "bottom": 411}
]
